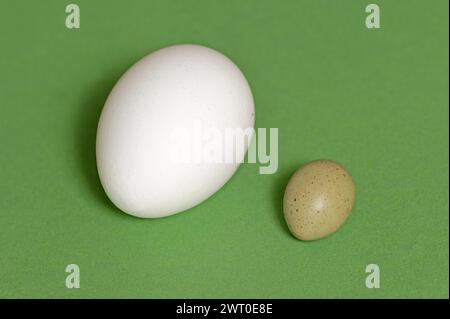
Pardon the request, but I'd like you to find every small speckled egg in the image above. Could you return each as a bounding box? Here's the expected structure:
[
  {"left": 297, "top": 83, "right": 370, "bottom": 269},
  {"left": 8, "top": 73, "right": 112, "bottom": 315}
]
[{"left": 283, "top": 160, "right": 356, "bottom": 241}]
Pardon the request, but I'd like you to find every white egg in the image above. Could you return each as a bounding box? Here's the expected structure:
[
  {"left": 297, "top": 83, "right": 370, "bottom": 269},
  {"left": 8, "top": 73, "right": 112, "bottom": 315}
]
[{"left": 96, "top": 44, "right": 255, "bottom": 218}]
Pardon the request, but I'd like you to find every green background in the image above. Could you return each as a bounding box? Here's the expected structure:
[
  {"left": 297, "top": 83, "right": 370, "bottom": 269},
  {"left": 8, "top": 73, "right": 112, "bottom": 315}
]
[{"left": 0, "top": 0, "right": 448, "bottom": 298}]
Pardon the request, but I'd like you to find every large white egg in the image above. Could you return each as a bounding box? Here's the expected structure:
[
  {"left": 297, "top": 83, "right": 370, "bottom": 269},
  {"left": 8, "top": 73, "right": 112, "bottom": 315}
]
[{"left": 96, "top": 44, "right": 255, "bottom": 218}]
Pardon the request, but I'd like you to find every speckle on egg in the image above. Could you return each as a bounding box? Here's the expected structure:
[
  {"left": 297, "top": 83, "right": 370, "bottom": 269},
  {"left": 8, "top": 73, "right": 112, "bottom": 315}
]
[{"left": 283, "top": 159, "right": 356, "bottom": 241}]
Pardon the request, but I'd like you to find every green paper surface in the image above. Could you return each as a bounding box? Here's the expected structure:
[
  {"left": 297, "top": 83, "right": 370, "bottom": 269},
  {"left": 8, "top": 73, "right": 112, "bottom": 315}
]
[{"left": 0, "top": 0, "right": 448, "bottom": 298}]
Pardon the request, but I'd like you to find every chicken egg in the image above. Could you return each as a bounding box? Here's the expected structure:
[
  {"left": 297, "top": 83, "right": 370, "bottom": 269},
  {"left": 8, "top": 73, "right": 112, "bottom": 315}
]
[{"left": 96, "top": 44, "right": 255, "bottom": 218}]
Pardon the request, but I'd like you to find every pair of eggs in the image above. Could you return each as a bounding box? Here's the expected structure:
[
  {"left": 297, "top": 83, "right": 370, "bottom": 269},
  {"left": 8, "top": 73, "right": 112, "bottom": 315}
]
[{"left": 96, "top": 44, "right": 356, "bottom": 240}]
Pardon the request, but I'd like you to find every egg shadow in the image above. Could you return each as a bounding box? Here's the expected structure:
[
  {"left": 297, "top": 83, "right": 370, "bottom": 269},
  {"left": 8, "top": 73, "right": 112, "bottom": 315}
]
[
  {"left": 272, "top": 162, "right": 306, "bottom": 238},
  {"left": 75, "top": 68, "right": 127, "bottom": 217}
]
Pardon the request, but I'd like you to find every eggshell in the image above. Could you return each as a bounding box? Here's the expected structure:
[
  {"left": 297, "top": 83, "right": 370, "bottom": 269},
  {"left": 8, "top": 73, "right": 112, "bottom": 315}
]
[
  {"left": 96, "top": 44, "right": 254, "bottom": 218},
  {"left": 283, "top": 160, "right": 356, "bottom": 240}
]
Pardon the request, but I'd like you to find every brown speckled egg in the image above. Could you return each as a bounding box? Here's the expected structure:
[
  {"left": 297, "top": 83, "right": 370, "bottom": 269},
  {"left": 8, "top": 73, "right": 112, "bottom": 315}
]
[{"left": 283, "top": 160, "right": 356, "bottom": 241}]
